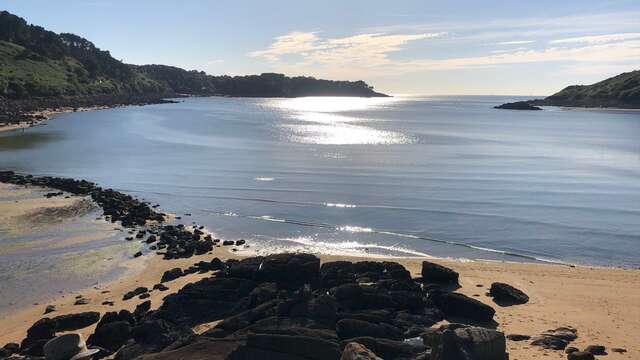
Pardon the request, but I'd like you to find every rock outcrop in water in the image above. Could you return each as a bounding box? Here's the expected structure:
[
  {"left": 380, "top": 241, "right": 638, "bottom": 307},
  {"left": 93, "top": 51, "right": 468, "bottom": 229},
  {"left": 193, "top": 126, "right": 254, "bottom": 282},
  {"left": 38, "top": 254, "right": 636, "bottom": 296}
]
[{"left": 494, "top": 101, "right": 542, "bottom": 110}]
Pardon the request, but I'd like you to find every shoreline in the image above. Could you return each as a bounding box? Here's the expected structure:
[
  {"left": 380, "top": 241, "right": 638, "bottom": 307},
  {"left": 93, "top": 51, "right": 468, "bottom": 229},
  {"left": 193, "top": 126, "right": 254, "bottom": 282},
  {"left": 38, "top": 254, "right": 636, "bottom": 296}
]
[
  {"left": 0, "top": 104, "right": 145, "bottom": 133},
  {"left": 0, "top": 179, "right": 638, "bottom": 359},
  {"left": 1, "top": 246, "right": 637, "bottom": 359}
]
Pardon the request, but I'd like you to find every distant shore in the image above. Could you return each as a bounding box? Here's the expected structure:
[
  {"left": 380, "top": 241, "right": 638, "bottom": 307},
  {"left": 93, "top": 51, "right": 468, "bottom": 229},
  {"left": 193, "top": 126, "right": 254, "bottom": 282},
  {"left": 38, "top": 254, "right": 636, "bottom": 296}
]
[{"left": 0, "top": 179, "right": 638, "bottom": 359}]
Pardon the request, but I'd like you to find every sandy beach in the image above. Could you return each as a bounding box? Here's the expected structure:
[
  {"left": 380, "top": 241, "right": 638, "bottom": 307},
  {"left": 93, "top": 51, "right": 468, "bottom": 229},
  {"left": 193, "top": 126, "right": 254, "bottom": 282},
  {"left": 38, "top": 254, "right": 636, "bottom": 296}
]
[{"left": 0, "top": 182, "right": 638, "bottom": 359}]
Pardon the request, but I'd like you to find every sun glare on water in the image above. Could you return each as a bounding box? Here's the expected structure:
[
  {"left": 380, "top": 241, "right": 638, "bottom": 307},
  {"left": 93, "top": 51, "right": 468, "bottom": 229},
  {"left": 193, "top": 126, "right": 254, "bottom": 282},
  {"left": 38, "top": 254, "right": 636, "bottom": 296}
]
[{"left": 270, "top": 96, "right": 411, "bottom": 145}]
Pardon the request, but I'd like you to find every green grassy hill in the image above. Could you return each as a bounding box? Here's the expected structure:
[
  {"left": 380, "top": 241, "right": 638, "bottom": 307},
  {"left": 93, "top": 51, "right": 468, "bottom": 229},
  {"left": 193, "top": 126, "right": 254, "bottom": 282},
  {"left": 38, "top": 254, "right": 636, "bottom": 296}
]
[
  {"left": 0, "top": 10, "right": 385, "bottom": 122},
  {"left": 540, "top": 70, "right": 640, "bottom": 108}
]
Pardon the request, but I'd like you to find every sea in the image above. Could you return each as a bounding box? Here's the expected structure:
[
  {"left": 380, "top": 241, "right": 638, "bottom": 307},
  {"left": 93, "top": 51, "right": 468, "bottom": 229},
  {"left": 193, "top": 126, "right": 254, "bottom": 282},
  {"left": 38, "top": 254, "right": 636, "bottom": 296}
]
[{"left": 1, "top": 95, "right": 639, "bottom": 275}]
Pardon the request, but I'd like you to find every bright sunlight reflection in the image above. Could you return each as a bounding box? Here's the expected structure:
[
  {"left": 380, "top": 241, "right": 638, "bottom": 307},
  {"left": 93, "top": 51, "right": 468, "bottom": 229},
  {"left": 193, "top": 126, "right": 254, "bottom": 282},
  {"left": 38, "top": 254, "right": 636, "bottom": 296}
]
[{"left": 269, "top": 97, "right": 411, "bottom": 145}]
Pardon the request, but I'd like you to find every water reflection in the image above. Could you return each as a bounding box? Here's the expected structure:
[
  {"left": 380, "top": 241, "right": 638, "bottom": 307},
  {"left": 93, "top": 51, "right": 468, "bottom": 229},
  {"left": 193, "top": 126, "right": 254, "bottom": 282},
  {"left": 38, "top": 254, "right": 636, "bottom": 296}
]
[
  {"left": 0, "top": 132, "right": 61, "bottom": 151},
  {"left": 270, "top": 96, "right": 411, "bottom": 145}
]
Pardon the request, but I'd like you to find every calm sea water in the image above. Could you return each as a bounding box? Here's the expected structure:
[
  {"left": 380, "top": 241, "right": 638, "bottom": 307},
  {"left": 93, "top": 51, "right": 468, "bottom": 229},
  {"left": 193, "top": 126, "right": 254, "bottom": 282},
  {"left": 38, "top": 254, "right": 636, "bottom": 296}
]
[{"left": 1, "top": 96, "right": 639, "bottom": 267}]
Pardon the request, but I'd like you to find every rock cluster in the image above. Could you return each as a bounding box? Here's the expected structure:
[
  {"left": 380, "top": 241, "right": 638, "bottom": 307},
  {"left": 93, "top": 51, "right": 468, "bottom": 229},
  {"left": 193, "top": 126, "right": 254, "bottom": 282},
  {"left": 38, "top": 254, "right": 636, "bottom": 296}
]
[
  {"left": 6, "top": 254, "right": 512, "bottom": 359},
  {"left": 0, "top": 171, "right": 165, "bottom": 227}
]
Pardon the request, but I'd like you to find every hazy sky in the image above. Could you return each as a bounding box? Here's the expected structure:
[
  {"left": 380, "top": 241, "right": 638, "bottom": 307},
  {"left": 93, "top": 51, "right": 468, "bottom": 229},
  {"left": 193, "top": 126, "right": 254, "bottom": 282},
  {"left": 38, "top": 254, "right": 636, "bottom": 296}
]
[{"left": 4, "top": 0, "right": 640, "bottom": 95}]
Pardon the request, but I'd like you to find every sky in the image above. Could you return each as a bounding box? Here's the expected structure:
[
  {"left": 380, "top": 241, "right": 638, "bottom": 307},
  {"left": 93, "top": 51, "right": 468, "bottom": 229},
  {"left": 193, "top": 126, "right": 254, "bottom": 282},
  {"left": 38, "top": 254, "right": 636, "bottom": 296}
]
[{"left": 3, "top": 0, "right": 640, "bottom": 95}]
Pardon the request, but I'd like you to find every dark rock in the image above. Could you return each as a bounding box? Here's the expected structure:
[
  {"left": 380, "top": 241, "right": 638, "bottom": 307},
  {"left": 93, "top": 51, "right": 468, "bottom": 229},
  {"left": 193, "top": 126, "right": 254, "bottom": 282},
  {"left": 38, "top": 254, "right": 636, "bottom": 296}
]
[
  {"left": 506, "top": 334, "right": 530, "bottom": 341},
  {"left": 494, "top": 101, "right": 543, "bottom": 110},
  {"left": 88, "top": 321, "right": 132, "bottom": 352},
  {"left": 340, "top": 342, "right": 381, "bottom": 360},
  {"left": 342, "top": 337, "right": 420, "bottom": 360},
  {"left": 43, "top": 305, "right": 56, "bottom": 314},
  {"left": 421, "top": 261, "right": 459, "bottom": 284},
  {"left": 153, "top": 283, "right": 169, "bottom": 291},
  {"left": 430, "top": 291, "right": 495, "bottom": 323},
  {"left": 20, "top": 338, "right": 49, "bottom": 357},
  {"left": 320, "top": 261, "right": 356, "bottom": 288},
  {"left": 611, "top": 347, "right": 627, "bottom": 353},
  {"left": 565, "top": 346, "right": 579, "bottom": 353},
  {"left": 424, "top": 324, "right": 507, "bottom": 360},
  {"left": 489, "top": 282, "right": 529, "bottom": 305},
  {"left": 52, "top": 311, "right": 100, "bottom": 331},
  {"left": 567, "top": 351, "right": 595, "bottom": 360},
  {"left": 74, "top": 297, "right": 90, "bottom": 305},
  {"left": 157, "top": 277, "right": 257, "bottom": 326},
  {"left": 236, "top": 239, "right": 246, "bottom": 246},
  {"left": 231, "top": 333, "right": 341, "bottom": 360},
  {"left": 584, "top": 345, "right": 606, "bottom": 355},
  {"left": 139, "top": 293, "right": 150, "bottom": 299},
  {"left": 2, "top": 343, "right": 19, "bottom": 358},
  {"left": 210, "top": 257, "right": 224, "bottom": 271},
  {"left": 135, "top": 337, "right": 242, "bottom": 360},
  {"left": 222, "top": 240, "right": 235, "bottom": 246},
  {"left": 123, "top": 287, "right": 148, "bottom": 301},
  {"left": 134, "top": 300, "right": 152, "bottom": 321},
  {"left": 530, "top": 328, "right": 579, "bottom": 351},
  {"left": 336, "top": 319, "right": 403, "bottom": 340},
  {"left": 258, "top": 253, "right": 320, "bottom": 289},
  {"left": 131, "top": 318, "right": 195, "bottom": 353},
  {"left": 133, "top": 251, "right": 143, "bottom": 258}
]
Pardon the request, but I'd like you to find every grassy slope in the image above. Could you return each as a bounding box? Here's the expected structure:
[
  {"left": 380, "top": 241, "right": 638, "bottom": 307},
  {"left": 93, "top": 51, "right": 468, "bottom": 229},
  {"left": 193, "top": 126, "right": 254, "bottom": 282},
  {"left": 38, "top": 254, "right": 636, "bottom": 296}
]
[
  {"left": 0, "top": 41, "right": 169, "bottom": 98},
  {"left": 544, "top": 70, "right": 640, "bottom": 108}
]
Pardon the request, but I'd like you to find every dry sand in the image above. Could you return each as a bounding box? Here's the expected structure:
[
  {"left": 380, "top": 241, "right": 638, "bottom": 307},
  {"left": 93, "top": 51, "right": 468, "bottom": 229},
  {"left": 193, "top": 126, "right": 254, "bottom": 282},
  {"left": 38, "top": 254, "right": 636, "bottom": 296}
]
[{"left": 0, "top": 184, "right": 638, "bottom": 359}]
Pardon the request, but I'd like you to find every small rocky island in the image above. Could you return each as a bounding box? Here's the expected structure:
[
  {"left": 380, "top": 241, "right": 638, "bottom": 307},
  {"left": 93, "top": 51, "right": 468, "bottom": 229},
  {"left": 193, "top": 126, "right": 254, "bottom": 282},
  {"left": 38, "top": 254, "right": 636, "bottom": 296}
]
[{"left": 494, "top": 101, "right": 542, "bottom": 110}]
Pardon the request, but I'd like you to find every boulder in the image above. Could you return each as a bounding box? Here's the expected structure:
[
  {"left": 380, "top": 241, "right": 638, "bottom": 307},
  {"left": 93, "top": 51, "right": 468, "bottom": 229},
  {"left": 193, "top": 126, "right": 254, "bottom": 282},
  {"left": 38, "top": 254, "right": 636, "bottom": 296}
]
[
  {"left": 421, "top": 261, "right": 459, "bottom": 284},
  {"left": 336, "top": 319, "right": 403, "bottom": 340},
  {"left": 430, "top": 291, "right": 495, "bottom": 323},
  {"left": 51, "top": 311, "right": 100, "bottom": 331},
  {"left": 506, "top": 334, "right": 530, "bottom": 341},
  {"left": 342, "top": 337, "right": 421, "bottom": 360},
  {"left": 340, "top": 342, "right": 382, "bottom": 360},
  {"left": 567, "top": 351, "right": 595, "bottom": 360},
  {"left": 20, "top": 317, "right": 56, "bottom": 354},
  {"left": 584, "top": 345, "right": 606, "bottom": 355},
  {"left": 157, "top": 277, "right": 257, "bottom": 326},
  {"left": 136, "top": 337, "right": 243, "bottom": 360},
  {"left": 489, "top": 282, "right": 529, "bottom": 305},
  {"left": 131, "top": 318, "right": 195, "bottom": 353},
  {"left": 230, "top": 333, "right": 340, "bottom": 360},
  {"left": 161, "top": 268, "right": 184, "bottom": 283},
  {"left": 123, "top": 287, "right": 148, "bottom": 301},
  {"left": 321, "top": 261, "right": 356, "bottom": 288},
  {"left": 88, "top": 321, "right": 132, "bottom": 352},
  {"left": 257, "top": 253, "right": 321, "bottom": 289},
  {"left": 424, "top": 324, "right": 507, "bottom": 360}
]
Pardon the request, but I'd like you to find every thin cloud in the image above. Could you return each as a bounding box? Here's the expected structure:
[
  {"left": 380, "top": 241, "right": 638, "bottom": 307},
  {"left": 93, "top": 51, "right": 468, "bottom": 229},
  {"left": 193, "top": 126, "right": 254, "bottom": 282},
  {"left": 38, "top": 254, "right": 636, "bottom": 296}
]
[
  {"left": 494, "top": 40, "right": 535, "bottom": 45},
  {"left": 550, "top": 32, "right": 640, "bottom": 44},
  {"left": 407, "top": 40, "right": 640, "bottom": 71},
  {"left": 250, "top": 31, "right": 445, "bottom": 66}
]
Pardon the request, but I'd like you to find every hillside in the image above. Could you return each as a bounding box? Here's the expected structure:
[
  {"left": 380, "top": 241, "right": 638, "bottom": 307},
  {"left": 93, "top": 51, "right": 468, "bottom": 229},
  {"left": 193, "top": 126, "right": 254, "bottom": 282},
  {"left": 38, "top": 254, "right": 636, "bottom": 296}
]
[
  {"left": 495, "top": 70, "right": 640, "bottom": 110},
  {"left": 0, "top": 10, "right": 386, "bottom": 123},
  {"left": 538, "top": 70, "right": 640, "bottom": 108}
]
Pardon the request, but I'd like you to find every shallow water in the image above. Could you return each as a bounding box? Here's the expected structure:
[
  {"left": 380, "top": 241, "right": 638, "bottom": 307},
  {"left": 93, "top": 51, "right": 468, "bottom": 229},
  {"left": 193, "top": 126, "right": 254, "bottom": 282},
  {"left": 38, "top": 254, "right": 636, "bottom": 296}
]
[{"left": 1, "top": 95, "right": 639, "bottom": 267}]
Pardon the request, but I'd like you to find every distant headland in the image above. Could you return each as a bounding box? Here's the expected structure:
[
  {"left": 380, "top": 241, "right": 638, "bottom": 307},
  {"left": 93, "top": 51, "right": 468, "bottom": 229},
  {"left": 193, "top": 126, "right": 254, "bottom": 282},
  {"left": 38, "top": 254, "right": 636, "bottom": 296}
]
[
  {"left": 0, "top": 11, "right": 387, "bottom": 126},
  {"left": 496, "top": 70, "right": 640, "bottom": 110}
]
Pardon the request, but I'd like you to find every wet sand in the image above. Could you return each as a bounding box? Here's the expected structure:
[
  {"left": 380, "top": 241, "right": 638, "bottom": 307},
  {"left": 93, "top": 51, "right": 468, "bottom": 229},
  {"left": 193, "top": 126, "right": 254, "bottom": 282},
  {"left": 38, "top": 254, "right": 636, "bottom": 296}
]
[{"left": 0, "top": 183, "right": 638, "bottom": 359}]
